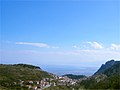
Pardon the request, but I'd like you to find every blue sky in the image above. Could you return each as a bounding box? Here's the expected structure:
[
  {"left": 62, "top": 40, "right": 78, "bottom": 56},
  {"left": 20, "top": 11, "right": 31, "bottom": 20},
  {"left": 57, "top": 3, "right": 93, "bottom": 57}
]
[{"left": 1, "top": 0, "right": 120, "bottom": 67}]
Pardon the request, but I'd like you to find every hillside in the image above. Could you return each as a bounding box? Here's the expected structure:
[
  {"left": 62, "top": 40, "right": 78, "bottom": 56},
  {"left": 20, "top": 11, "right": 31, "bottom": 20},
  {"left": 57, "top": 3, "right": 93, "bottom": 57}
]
[
  {"left": 94, "top": 60, "right": 120, "bottom": 75},
  {"left": 62, "top": 74, "right": 86, "bottom": 79},
  {"left": 103, "top": 61, "right": 120, "bottom": 76},
  {"left": 75, "top": 60, "right": 120, "bottom": 89},
  {"left": 0, "top": 64, "right": 53, "bottom": 89}
]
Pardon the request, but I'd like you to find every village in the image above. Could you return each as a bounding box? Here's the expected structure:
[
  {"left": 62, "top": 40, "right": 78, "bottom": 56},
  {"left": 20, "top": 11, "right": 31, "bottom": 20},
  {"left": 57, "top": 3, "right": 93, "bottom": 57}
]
[{"left": 18, "top": 74, "right": 80, "bottom": 90}]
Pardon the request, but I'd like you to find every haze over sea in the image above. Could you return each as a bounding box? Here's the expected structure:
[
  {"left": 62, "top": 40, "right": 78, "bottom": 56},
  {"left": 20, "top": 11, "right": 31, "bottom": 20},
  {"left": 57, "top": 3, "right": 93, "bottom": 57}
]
[{"left": 40, "top": 65, "right": 99, "bottom": 76}]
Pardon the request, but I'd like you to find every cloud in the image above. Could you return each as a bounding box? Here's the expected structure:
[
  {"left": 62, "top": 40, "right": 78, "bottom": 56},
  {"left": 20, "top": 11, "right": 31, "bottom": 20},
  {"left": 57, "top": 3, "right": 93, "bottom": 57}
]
[
  {"left": 51, "top": 46, "right": 60, "bottom": 49},
  {"left": 15, "top": 42, "right": 50, "bottom": 48},
  {"left": 72, "top": 45, "right": 80, "bottom": 49},
  {"left": 87, "top": 42, "right": 103, "bottom": 49},
  {"left": 2, "top": 42, "right": 120, "bottom": 67},
  {"left": 15, "top": 42, "right": 60, "bottom": 49},
  {"left": 72, "top": 41, "right": 103, "bottom": 49},
  {"left": 110, "top": 44, "right": 120, "bottom": 50}
]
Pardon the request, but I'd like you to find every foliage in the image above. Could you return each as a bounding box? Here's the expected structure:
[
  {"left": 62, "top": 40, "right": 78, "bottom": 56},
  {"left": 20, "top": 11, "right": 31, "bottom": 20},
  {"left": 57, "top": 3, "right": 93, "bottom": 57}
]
[
  {"left": 44, "top": 85, "right": 72, "bottom": 90},
  {"left": 13, "top": 64, "right": 41, "bottom": 70},
  {"left": 0, "top": 64, "right": 52, "bottom": 89},
  {"left": 94, "top": 60, "right": 120, "bottom": 75},
  {"left": 63, "top": 74, "right": 86, "bottom": 79},
  {"left": 104, "top": 61, "right": 120, "bottom": 76},
  {"left": 91, "top": 73, "right": 120, "bottom": 89}
]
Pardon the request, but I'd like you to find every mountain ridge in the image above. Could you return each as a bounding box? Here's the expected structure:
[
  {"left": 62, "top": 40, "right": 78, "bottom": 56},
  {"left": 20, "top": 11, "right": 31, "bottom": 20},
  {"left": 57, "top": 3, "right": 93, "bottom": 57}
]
[
  {"left": 94, "top": 59, "right": 120, "bottom": 75},
  {"left": 76, "top": 59, "right": 120, "bottom": 89}
]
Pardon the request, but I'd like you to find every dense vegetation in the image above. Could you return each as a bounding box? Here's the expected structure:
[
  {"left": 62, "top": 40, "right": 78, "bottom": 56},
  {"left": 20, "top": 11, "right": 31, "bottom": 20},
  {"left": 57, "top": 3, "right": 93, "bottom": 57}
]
[
  {"left": 13, "top": 64, "right": 41, "bottom": 70},
  {"left": 77, "top": 73, "right": 120, "bottom": 89},
  {"left": 62, "top": 74, "right": 86, "bottom": 79},
  {"left": 103, "top": 61, "right": 120, "bottom": 76},
  {"left": 0, "top": 64, "right": 52, "bottom": 89},
  {"left": 92, "top": 73, "right": 120, "bottom": 89},
  {"left": 94, "top": 60, "right": 119, "bottom": 75},
  {"left": 44, "top": 85, "right": 72, "bottom": 90}
]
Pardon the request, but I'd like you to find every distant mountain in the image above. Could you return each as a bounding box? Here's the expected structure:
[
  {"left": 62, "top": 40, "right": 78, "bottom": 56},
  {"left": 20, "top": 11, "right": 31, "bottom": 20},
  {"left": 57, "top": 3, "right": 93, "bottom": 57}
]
[
  {"left": 94, "top": 60, "right": 120, "bottom": 76},
  {"left": 62, "top": 74, "right": 86, "bottom": 79},
  {"left": 0, "top": 64, "right": 53, "bottom": 89}
]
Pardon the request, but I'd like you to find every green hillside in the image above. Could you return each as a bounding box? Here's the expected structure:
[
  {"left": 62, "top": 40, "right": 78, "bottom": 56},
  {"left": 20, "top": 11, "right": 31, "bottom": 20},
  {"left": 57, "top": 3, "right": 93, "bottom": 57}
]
[
  {"left": 103, "top": 61, "right": 120, "bottom": 76},
  {"left": 94, "top": 60, "right": 119, "bottom": 75},
  {"left": 62, "top": 74, "right": 86, "bottom": 79},
  {"left": 75, "top": 60, "right": 120, "bottom": 89},
  {"left": 91, "top": 73, "right": 120, "bottom": 89},
  {"left": 0, "top": 64, "right": 52, "bottom": 89},
  {"left": 44, "top": 85, "right": 72, "bottom": 90}
]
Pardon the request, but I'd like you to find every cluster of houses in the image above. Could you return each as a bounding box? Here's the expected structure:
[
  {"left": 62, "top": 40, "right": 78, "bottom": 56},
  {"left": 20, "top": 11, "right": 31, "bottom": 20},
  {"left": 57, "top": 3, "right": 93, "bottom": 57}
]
[{"left": 18, "top": 74, "right": 78, "bottom": 90}]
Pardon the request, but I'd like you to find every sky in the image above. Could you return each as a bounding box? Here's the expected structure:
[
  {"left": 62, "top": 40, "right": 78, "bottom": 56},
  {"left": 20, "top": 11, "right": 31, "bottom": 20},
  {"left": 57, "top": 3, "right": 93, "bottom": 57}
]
[{"left": 1, "top": 0, "right": 120, "bottom": 69}]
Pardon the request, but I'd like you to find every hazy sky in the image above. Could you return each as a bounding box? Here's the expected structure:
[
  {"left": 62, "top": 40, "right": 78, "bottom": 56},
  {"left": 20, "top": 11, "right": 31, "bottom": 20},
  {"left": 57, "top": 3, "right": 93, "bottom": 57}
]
[{"left": 1, "top": 0, "right": 120, "bottom": 67}]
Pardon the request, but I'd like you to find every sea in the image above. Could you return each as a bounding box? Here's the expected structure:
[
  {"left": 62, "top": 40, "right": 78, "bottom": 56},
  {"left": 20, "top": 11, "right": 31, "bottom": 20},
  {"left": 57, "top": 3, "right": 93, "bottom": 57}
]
[{"left": 40, "top": 65, "right": 99, "bottom": 76}]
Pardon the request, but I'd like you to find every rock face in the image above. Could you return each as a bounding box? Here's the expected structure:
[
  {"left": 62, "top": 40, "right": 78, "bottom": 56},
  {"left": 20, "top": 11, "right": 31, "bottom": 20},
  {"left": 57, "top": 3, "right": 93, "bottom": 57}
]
[{"left": 94, "top": 60, "right": 120, "bottom": 75}]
